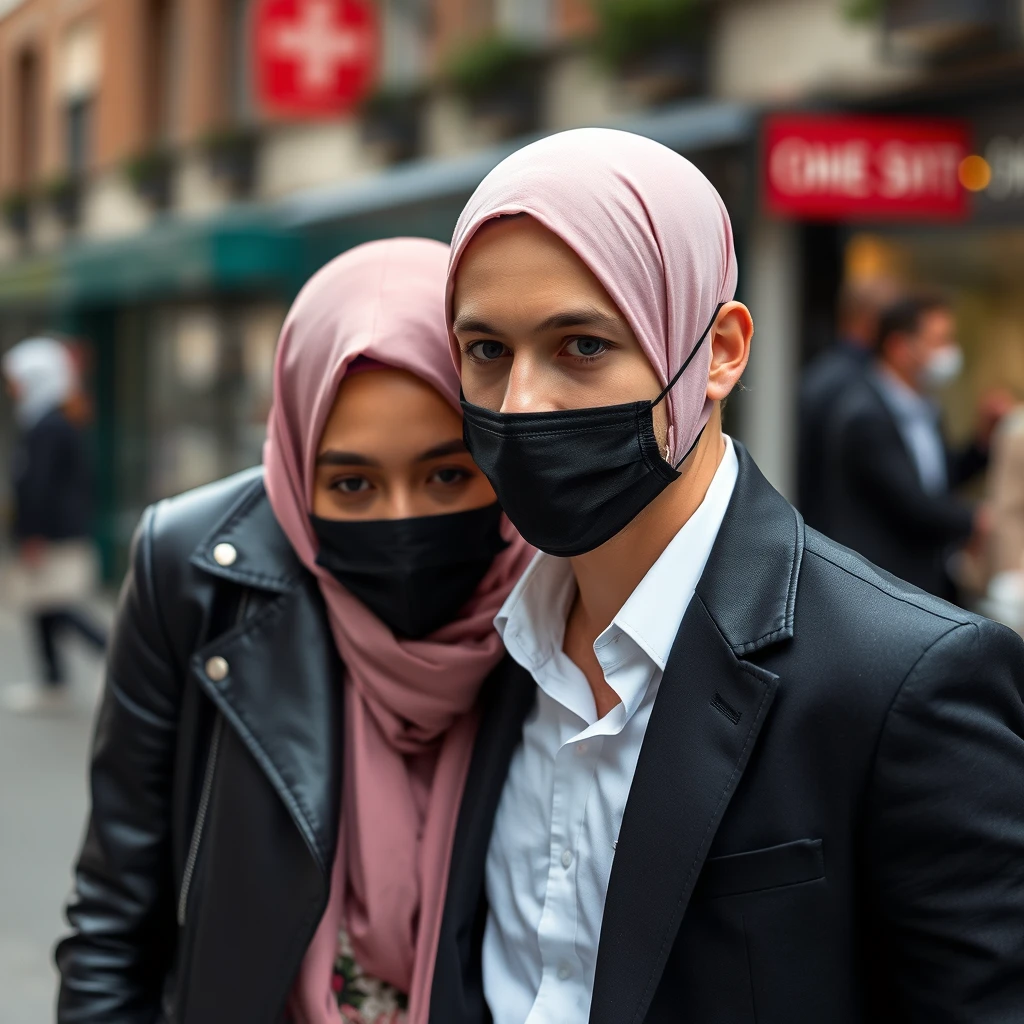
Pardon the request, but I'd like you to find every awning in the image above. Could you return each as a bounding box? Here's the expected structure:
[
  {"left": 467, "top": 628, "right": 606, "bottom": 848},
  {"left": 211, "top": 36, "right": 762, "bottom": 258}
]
[
  {"left": 0, "top": 252, "right": 60, "bottom": 309},
  {"left": 280, "top": 99, "right": 756, "bottom": 229},
  {"left": 58, "top": 207, "right": 302, "bottom": 307}
]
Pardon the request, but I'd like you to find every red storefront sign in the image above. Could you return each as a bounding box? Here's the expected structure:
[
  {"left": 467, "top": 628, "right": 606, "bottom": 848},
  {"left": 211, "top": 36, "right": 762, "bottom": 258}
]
[
  {"left": 254, "top": 0, "right": 378, "bottom": 118},
  {"left": 764, "top": 115, "right": 971, "bottom": 221}
]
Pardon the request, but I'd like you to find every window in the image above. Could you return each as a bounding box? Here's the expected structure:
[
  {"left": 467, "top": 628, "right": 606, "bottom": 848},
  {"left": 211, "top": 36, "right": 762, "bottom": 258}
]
[
  {"left": 15, "top": 47, "right": 40, "bottom": 187},
  {"left": 60, "top": 18, "right": 100, "bottom": 174}
]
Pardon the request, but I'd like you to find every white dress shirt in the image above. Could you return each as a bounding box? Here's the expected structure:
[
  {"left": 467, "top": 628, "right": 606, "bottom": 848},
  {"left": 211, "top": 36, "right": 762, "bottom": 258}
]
[
  {"left": 873, "top": 368, "right": 948, "bottom": 496},
  {"left": 483, "top": 436, "right": 739, "bottom": 1024}
]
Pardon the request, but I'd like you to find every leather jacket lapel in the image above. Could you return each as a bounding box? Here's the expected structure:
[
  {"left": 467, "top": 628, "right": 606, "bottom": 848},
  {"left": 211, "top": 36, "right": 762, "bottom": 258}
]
[
  {"left": 189, "top": 477, "right": 344, "bottom": 877},
  {"left": 192, "top": 577, "right": 344, "bottom": 876}
]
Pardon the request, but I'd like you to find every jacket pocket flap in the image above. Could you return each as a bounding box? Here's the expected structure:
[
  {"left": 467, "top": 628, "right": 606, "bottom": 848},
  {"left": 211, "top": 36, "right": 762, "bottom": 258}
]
[{"left": 699, "top": 838, "right": 824, "bottom": 898}]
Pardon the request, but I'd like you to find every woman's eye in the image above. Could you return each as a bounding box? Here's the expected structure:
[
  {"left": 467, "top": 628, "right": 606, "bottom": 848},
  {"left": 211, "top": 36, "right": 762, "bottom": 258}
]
[
  {"left": 565, "top": 337, "right": 608, "bottom": 359},
  {"left": 334, "top": 476, "right": 371, "bottom": 494},
  {"left": 468, "top": 340, "right": 509, "bottom": 362},
  {"left": 430, "top": 467, "right": 471, "bottom": 486}
]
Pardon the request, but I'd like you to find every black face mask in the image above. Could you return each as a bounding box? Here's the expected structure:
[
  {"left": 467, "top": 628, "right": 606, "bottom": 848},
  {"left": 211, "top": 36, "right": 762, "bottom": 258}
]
[
  {"left": 461, "top": 305, "right": 722, "bottom": 557},
  {"left": 311, "top": 502, "right": 509, "bottom": 640}
]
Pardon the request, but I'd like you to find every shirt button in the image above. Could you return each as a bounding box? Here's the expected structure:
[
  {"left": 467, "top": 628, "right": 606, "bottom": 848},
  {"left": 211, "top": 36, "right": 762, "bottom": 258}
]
[
  {"left": 561, "top": 848, "right": 573, "bottom": 869},
  {"left": 205, "top": 656, "right": 230, "bottom": 682},
  {"left": 557, "top": 963, "right": 572, "bottom": 981},
  {"left": 213, "top": 542, "right": 237, "bottom": 567}
]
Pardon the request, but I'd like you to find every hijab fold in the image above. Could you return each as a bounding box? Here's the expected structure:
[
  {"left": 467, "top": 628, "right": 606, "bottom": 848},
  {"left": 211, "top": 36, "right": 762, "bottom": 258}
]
[
  {"left": 445, "top": 127, "right": 740, "bottom": 462},
  {"left": 263, "top": 238, "right": 532, "bottom": 1024}
]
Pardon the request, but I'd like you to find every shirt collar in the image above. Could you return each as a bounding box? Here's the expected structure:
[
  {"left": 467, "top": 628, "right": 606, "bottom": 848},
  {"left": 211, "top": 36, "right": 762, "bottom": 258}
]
[
  {"left": 496, "top": 436, "right": 740, "bottom": 679},
  {"left": 872, "top": 365, "right": 937, "bottom": 423},
  {"left": 603, "top": 436, "right": 739, "bottom": 674}
]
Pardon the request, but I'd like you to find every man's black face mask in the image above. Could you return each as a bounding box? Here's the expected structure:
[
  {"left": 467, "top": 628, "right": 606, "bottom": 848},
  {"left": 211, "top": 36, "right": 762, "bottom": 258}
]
[
  {"left": 460, "top": 305, "right": 722, "bottom": 557},
  {"left": 311, "top": 502, "right": 509, "bottom": 639}
]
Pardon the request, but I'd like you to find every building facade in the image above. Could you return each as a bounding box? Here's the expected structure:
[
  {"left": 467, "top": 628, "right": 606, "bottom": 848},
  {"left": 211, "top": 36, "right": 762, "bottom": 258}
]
[{"left": 1, "top": 0, "right": 1022, "bottom": 574}]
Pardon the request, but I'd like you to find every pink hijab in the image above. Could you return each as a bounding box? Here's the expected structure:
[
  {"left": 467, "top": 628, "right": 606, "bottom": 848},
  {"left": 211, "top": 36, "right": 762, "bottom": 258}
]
[
  {"left": 446, "top": 127, "right": 739, "bottom": 462},
  {"left": 263, "top": 237, "right": 533, "bottom": 1024}
]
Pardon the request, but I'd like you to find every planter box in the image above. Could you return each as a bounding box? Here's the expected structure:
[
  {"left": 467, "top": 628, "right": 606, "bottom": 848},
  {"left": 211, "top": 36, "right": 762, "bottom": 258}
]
[
  {"left": 620, "top": 43, "right": 707, "bottom": 106},
  {"left": 362, "top": 97, "right": 423, "bottom": 164},
  {"left": 205, "top": 134, "right": 259, "bottom": 197},
  {"left": 48, "top": 181, "right": 82, "bottom": 229}
]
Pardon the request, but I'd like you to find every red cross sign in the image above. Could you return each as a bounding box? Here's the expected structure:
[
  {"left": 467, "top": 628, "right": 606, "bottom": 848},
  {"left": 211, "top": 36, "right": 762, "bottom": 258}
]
[{"left": 254, "top": 0, "right": 379, "bottom": 118}]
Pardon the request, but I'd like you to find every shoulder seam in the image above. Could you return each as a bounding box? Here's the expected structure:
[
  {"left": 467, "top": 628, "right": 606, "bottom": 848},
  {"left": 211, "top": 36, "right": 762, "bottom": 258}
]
[{"left": 803, "top": 546, "right": 967, "bottom": 627}]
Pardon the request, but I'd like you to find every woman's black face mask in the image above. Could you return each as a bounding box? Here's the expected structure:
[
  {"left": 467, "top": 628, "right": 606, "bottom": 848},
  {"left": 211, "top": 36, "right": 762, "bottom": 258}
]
[
  {"left": 311, "top": 502, "right": 508, "bottom": 640},
  {"left": 460, "top": 304, "right": 722, "bottom": 557}
]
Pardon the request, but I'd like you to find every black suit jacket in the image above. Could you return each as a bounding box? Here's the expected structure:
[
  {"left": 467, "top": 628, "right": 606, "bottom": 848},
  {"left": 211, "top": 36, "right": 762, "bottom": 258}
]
[
  {"left": 824, "top": 375, "right": 983, "bottom": 598},
  {"left": 797, "top": 341, "right": 871, "bottom": 532},
  {"left": 430, "top": 443, "right": 1024, "bottom": 1024}
]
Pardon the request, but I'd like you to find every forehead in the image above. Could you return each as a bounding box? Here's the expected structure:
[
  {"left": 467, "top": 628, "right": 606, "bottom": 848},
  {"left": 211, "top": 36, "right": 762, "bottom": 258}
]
[
  {"left": 453, "top": 215, "right": 619, "bottom": 314},
  {"left": 319, "top": 368, "right": 460, "bottom": 444}
]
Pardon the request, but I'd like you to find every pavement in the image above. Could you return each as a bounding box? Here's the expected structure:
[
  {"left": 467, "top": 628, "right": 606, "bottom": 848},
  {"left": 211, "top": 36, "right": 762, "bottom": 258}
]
[{"left": 0, "top": 599, "right": 111, "bottom": 1024}]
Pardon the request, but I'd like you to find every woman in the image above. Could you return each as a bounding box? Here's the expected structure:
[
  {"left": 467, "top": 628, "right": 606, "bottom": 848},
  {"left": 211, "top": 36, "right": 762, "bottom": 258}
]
[
  {"left": 56, "top": 238, "right": 533, "bottom": 1024},
  {"left": 2, "top": 336, "right": 107, "bottom": 713}
]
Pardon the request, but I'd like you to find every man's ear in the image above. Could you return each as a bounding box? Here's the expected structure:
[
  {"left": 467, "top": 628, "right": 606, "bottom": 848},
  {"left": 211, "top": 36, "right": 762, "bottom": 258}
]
[{"left": 707, "top": 302, "right": 753, "bottom": 402}]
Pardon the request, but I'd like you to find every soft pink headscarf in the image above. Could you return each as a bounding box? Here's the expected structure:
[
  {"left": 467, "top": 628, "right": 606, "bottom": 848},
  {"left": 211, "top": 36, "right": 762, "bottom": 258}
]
[
  {"left": 263, "top": 237, "right": 533, "bottom": 1024},
  {"left": 446, "top": 127, "right": 739, "bottom": 462}
]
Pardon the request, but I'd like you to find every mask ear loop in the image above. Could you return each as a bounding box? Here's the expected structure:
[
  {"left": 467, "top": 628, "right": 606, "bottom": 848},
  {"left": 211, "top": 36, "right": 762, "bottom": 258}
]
[{"left": 649, "top": 302, "right": 725, "bottom": 470}]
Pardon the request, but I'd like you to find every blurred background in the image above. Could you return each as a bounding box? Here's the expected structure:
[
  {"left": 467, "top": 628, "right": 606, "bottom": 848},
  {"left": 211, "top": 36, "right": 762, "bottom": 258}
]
[{"left": 3, "top": 0, "right": 1024, "bottom": 1018}]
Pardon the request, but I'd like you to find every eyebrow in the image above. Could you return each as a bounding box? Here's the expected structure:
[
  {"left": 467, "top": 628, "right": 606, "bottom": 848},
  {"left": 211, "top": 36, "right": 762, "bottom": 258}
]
[
  {"left": 316, "top": 450, "right": 378, "bottom": 467},
  {"left": 452, "top": 306, "right": 622, "bottom": 336},
  {"left": 315, "top": 438, "right": 468, "bottom": 468},
  {"left": 415, "top": 438, "right": 469, "bottom": 462}
]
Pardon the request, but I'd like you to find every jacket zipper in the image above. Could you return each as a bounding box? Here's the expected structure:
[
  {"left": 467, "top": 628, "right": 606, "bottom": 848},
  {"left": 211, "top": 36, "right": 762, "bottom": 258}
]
[
  {"left": 176, "top": 714, "right": 224, "bottom": 927},
  {"left": 176, "top": 589, "right": 249, "bottom": 927}
]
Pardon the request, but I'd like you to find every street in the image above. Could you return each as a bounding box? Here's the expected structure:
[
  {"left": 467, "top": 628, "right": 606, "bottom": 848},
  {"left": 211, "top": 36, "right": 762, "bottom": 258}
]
[{"left": 0, "top": 599, "right": 109, "bottom": 1024}]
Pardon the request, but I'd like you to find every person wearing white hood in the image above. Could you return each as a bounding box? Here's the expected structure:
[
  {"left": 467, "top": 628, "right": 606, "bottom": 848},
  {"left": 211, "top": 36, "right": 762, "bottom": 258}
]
[{"left": 2, "top": 337, "right": 106, "bottom": 712}]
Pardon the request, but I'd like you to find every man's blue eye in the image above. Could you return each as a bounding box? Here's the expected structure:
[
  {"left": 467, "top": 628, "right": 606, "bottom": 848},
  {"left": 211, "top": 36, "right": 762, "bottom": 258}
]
[
  {"left": 566, "top": 337, "right": 607, "bottom": 358},
  {"left": 473, "top": 341, "right": 507, "bottom": 361}
]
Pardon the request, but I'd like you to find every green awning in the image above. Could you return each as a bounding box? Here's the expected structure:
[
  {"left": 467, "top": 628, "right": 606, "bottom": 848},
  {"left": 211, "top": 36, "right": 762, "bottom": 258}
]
[
  {"left": 58, "top": 207, "right": 302, "bottom": 307},
  {"left": 0, "top": 252, "right": 60, "bottom": 308}
]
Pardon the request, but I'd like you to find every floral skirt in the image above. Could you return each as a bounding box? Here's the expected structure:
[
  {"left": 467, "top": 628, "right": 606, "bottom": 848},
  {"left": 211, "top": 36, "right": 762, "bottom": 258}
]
[{"left": 332, "top": 929, "right": 408, "bottom": 1024}]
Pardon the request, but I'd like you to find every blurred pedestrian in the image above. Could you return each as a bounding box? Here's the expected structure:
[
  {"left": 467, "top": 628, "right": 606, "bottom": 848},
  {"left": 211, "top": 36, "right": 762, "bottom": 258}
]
[
  {"left": 825, "top": 294, "right": 1002, "bottom": 600},
  {"left": 2, "top": 337, "right": 106, "bottom": 713},
  {"left": 982, "top": 404, "right": 1024, "bottom": 630},
  {"left": 56, "top": 240, "right": 533, "bottom": 1024},
  {"left": 797, "top": 278, "right": 894, "bottom": 531}
]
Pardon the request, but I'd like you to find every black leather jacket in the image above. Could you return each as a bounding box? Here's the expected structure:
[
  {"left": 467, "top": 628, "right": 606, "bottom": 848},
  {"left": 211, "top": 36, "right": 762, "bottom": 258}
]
[{"left": 55, "top": 468, "right": 518, "bottom": 1023}]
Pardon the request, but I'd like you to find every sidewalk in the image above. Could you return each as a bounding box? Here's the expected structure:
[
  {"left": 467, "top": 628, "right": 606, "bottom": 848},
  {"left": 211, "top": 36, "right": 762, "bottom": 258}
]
[{"left": 0, "top": 599, "right": 111, "bottom": 1024}]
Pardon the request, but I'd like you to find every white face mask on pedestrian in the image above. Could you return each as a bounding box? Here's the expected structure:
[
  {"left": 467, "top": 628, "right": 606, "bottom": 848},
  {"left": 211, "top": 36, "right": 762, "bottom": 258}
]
[{"left": 919, "top": 344, "right": 963, "bottom": 390}]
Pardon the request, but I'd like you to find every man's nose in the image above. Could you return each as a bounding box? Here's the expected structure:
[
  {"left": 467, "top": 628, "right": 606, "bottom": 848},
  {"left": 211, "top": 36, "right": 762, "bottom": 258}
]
[{"left": 500, "top": 355, "right": 559, "bottom": 414}]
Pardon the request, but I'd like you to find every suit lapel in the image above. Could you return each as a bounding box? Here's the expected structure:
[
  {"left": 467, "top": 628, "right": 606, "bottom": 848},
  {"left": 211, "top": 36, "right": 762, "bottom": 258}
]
[
  {"left": 590, "top": 597, "right": 777, "bottom": 1024},
  {"left": 591, "top": 443, "right": 800, "bottom": 1024},
  {"left": 431, "top": 655, "right": 537, "bottom": 1024}
]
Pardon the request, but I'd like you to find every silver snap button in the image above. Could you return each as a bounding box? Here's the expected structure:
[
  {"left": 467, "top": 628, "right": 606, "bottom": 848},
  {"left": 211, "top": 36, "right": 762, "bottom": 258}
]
[
  {"left": 205, "top": 656, "right": 230, "bottom": 682},
  {"left": 213, "top": 543, "right": 237, "bottom": 567}
]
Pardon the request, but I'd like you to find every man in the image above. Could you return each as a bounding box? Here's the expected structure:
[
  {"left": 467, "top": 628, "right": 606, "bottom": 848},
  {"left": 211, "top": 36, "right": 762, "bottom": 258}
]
[
  {"left": 428, "top": 129, "right": 1024, "bottom": 1024},
  {"left": 825, "top": 295, "right": 998, "bottom": 599},
  {"left": 797, "top": 278, "right": 893, "bottom": 531}
]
